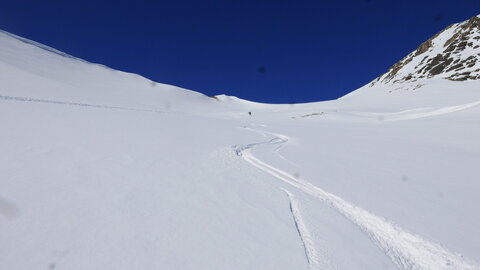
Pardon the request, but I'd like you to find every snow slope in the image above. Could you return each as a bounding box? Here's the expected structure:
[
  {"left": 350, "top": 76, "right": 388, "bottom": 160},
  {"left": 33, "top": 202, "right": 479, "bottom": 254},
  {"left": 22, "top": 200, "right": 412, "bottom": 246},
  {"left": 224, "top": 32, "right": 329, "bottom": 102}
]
[{"left": 1, "top": 16, "right": 480, "bottom": 270}]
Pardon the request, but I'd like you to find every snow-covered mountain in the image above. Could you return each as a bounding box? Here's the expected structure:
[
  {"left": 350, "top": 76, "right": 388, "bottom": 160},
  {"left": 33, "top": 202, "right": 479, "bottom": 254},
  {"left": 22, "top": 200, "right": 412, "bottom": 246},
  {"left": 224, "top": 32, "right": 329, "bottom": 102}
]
[
  {"left": 372, "top": 15, "right": 480, "bottom": 85},
  {"left": 1, "top": 16, "right": 480, "bottom": 270}
]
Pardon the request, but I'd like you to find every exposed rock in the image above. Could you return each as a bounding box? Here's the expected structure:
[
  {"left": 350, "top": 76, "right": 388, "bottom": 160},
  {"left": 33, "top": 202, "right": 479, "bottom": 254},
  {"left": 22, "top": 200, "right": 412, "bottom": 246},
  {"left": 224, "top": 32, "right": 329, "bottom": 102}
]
[
  {"left": 415, "top": 39, "right": 433, "bottom": 56},
  {"left": 372, "top": 15, "right": 480, "bottom": 86}
]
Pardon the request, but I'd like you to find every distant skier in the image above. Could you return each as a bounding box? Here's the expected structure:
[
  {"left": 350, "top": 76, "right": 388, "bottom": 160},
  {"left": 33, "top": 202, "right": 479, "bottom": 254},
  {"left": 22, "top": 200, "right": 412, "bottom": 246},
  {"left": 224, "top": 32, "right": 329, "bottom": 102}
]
[{"left": 248, "top": 111, "right": 252, "bottom": 116}]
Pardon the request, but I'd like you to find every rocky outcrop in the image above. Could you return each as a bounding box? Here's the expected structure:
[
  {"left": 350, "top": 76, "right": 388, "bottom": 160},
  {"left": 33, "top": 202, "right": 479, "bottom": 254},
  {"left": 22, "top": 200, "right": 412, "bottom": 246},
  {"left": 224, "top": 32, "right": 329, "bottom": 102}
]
[{"left": 371, "top": 15, "right": 480, "bottom": 86}]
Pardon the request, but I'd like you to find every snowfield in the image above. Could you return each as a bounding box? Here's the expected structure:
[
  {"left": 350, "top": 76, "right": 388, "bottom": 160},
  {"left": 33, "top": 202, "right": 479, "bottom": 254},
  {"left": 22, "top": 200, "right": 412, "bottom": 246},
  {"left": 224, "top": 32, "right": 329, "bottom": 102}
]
[{"left": 1, "top": 26, "right": 480, "bottom": 270}]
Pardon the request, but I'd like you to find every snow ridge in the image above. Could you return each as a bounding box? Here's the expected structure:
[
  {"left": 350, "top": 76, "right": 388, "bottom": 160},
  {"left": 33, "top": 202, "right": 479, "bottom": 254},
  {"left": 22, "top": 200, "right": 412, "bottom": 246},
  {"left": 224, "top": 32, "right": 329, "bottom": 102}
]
[
  {"left": 0, "top": 30, "right": 80, "bottom": 60},
  {"left": 234, "top": 128, "right": 480, "bottom": 270}
]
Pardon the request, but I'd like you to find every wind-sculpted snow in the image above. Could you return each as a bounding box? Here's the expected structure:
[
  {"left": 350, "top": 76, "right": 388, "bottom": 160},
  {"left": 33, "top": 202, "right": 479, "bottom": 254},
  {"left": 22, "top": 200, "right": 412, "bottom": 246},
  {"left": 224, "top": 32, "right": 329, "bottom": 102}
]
[{"left": 234, "top": 128, "right": 480, "bottom": 270}]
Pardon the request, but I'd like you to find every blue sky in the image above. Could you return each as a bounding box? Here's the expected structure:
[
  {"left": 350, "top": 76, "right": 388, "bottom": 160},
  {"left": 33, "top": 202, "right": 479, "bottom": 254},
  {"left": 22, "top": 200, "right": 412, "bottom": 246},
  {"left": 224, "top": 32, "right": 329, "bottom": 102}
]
[{"left": 1, "top": 0, "right": 479, "bottom": 103}]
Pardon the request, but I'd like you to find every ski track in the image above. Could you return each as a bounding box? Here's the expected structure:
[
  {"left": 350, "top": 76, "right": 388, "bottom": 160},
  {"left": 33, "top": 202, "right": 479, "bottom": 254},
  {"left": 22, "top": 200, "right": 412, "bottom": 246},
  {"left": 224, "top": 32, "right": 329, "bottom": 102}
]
[
  {"left": 233, "top": 128, "right": 480, "bottom": 270},
  {"left": 380, "top": 100, "right": 480, "bottom": 121},
  {"left": 282, "top": 188, "right": 325, "bottom": 270},
  {"left": 0, "top": 94, "right": 164, "bottom": 113}
]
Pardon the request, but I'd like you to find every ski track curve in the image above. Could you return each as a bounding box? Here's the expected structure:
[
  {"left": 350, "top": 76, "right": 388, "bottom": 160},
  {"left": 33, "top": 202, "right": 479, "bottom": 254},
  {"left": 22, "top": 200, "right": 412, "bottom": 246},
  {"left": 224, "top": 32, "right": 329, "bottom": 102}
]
[
  {"left": 233, "top": 127, "right": 480, "bottom": 270},
  {"left": 0, "top": 94, "right": 164, "bottom": 113}
]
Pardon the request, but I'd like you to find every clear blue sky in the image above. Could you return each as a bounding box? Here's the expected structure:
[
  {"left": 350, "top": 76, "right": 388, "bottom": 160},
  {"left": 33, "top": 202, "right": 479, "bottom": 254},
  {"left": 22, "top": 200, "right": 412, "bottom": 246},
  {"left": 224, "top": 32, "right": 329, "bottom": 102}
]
[{"left": 1, "top": 0, "right": 479, "bottom": 103}]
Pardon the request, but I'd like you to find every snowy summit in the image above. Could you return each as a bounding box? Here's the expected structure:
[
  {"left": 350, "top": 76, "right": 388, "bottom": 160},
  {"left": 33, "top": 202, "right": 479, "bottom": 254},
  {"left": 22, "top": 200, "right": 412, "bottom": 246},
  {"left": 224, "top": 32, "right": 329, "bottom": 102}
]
[
  {"left": 1, "top": 15, "right": 480, "bottom": 270},
  {"left": 372, "top": 15, "right": 480, "bottom": 84}
]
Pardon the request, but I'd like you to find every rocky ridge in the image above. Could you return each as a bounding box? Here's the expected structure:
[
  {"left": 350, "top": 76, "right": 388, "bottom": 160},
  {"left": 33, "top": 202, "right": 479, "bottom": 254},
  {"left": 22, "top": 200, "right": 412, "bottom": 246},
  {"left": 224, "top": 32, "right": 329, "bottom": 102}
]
[{"left": 371, "top": 15, "right": 480, "bottom": 86}]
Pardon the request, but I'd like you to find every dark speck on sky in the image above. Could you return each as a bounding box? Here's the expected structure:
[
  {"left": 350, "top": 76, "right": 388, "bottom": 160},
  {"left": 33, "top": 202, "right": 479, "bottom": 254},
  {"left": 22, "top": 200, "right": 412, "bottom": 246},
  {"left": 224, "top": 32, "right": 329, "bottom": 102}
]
[
  {"left": 434, "top": 14, "right": 444, "bottom": 22},
  {"left": 0, "top": 0, "right": 479, "bottom": 103}
]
